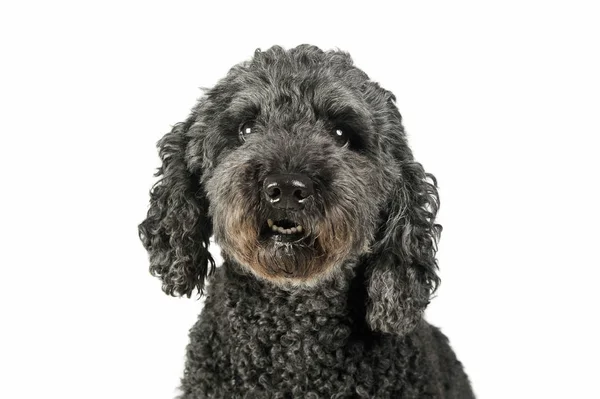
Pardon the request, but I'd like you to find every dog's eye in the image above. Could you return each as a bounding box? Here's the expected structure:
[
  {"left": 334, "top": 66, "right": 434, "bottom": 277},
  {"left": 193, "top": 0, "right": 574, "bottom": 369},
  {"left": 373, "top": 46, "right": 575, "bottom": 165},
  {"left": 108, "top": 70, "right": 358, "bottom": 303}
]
[
  {"left": 332, "top": 127, "right": 350, "bottom": 148},
  {"left": 239, "top": 121, "right": 256, "bottom": 142}
]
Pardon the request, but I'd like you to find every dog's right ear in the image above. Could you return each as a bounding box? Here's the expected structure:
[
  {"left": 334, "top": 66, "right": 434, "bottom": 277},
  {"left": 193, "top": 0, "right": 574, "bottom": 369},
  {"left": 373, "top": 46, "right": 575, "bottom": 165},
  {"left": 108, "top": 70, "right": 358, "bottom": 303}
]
[{"left": 138, "top": 115, "right": 214, "bottom": 297}]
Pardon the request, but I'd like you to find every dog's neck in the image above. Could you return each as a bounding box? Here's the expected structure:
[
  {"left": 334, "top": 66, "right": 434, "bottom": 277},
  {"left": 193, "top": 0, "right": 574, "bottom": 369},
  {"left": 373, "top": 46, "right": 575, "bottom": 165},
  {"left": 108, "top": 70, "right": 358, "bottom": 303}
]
[{"left": 208, "top": 259, "right": 370, "bottom": 339}]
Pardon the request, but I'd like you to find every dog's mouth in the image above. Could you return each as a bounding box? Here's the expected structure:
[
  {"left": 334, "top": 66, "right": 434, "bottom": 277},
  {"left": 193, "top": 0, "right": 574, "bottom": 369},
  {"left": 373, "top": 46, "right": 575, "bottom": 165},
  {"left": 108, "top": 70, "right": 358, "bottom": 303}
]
[{"left": 260, "top": 218, "right": 306, "bottom": 243}]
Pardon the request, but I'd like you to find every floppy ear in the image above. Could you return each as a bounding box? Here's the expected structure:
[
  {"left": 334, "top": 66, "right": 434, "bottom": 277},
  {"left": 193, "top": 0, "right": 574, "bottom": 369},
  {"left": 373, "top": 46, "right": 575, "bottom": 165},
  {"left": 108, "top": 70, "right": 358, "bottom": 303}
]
[
  {"left": 365, "top": 108, "right": 441, "bottom": 335},
  {"left": 138, "top": 116, "right": 214, "bottom": 297}
]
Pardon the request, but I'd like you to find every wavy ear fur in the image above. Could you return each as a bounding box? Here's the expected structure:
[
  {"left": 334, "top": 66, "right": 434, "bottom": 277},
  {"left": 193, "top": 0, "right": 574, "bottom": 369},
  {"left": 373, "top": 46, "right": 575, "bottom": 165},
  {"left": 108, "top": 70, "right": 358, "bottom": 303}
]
[
  {"left": 138, "top": 116, "right": 214, "bottom": 297},
  {"left": 366, "top": 108, "right": 441, "bottom": 335}
]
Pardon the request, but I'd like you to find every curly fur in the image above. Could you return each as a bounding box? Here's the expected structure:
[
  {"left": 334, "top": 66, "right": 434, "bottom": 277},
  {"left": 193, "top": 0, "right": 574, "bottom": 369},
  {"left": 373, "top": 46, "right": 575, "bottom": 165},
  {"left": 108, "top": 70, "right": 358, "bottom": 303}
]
[{"left": 139, "top": 45, "right": 474, "bottom": 398}]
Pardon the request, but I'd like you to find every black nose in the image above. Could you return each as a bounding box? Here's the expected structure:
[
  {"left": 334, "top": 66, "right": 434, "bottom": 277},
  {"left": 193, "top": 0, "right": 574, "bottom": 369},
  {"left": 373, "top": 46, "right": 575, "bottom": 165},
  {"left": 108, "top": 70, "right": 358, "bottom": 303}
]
[{"left": 263, "top": 173, "right": 314, "bottom": 210}]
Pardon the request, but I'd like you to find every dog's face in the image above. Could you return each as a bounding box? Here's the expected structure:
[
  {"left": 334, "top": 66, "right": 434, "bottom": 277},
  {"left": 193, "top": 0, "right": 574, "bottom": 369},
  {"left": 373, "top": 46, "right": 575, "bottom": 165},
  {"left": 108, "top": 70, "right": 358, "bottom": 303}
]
[
  {"left": 140, "top": 45, "right": 441, "bottom": 335},
  {"left": 193, "top": 50, "right": 397, "bottom": 284}
]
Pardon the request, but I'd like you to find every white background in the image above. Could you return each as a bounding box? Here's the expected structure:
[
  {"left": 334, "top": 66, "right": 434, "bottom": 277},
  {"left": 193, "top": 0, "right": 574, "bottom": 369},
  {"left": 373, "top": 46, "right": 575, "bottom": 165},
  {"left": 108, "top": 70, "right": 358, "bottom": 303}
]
[{"left": 1, "top": 1, "right": 599, "bottom": 398}]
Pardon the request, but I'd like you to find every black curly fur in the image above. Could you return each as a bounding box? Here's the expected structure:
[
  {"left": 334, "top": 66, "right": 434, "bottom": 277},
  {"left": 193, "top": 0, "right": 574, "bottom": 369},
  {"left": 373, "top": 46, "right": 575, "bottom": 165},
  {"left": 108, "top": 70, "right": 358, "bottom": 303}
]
[
  {"left": 139, "top": 45, "right": 474, "bottom": 398},
  {"left": 366, "top": 161, "right": 442, "bottom": 335},
  {"left": 138, "top": 116, "right": 215, "bottom": 296}
]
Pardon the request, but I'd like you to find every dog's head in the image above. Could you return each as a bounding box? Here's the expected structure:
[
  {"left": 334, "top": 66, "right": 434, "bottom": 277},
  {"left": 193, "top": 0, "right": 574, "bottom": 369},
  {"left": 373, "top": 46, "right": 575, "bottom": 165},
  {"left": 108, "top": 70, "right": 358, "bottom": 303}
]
[{"left": 139, "top": 45, "right": 440, "bottom": 335}]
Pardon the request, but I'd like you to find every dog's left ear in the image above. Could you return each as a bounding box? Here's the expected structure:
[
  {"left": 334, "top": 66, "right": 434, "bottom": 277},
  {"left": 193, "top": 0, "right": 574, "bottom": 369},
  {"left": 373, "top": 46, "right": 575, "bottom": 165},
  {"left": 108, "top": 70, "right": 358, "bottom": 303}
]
[
  {"left": 138, "top": 113, "right": 214, "bottom": 297},
  {"left": 365, "top": 96, "right": 441, "bottom": 336}
]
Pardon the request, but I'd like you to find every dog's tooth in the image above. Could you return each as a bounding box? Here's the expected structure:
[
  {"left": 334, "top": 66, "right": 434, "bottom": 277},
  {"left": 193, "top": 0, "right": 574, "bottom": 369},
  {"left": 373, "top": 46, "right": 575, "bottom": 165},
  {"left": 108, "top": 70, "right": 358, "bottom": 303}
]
[
  {"left": 272, "top": 225, "right": 279, "bottom": 232},
  {"left": 296, "top": 225, "right": 303, "bottom": 233},
  {"left": 290, "top": 227, "right": 297, "bottom": 234},
  {"left": 267, "top": 219, "right": 273, "bottom": 227},
  {"left": 285, "top": 229, "right": 292, "bottom": 234},
  {"left": 277, "top": 227, "right": 285, "bottom": 234}
]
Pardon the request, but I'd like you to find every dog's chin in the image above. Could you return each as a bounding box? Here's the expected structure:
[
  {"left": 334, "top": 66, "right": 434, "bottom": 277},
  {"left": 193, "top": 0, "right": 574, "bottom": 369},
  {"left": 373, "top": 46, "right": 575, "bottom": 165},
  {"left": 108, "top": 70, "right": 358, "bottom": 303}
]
[
  {"left": 227, "top": 217, "right": 328, "bottom": 282},
  {"left": 224, "top": 215, "right": 357, "bottom": 284}
]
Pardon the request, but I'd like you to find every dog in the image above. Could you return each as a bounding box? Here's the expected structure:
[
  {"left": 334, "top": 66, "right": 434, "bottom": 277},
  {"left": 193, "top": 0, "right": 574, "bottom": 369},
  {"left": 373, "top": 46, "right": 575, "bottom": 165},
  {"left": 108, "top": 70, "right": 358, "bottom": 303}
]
[{"left": 139, "top": 44, "right": 474, "bottom": 398}]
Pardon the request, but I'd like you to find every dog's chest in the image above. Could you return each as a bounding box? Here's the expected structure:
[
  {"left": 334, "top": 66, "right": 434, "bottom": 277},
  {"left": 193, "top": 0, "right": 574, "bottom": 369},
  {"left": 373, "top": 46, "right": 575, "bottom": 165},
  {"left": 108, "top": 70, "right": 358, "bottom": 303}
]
[{"left": 184, "top": 282, "right": 434, "bottom": 398}]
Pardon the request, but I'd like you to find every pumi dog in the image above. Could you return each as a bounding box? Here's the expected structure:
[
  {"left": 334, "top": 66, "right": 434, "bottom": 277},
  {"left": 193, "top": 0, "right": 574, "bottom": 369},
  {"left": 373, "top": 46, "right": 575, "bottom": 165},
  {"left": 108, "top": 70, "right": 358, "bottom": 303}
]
[{"left": 139, "top": 44, "right": 474, "bottom": 399}]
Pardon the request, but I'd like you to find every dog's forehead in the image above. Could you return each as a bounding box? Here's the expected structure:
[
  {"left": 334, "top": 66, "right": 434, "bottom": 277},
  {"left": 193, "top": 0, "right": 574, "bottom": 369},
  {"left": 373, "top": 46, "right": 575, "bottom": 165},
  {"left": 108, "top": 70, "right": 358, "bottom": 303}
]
[
  {"left": 229, "top": 79, "right": 363, "bottom": 115},
  {"left": 219, "top": 49, "right": 368, "bottom": 106},
  {"left": 223, "top": 68, "right": 371, "bottom": 127}
]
